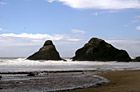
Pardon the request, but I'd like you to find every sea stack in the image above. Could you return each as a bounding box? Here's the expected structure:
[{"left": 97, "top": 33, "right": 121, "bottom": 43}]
[
  {"left": 133, "top": 56, "right": 140, "bottom": 62},
  {"left": 72, "top": 38, "right": 131, "bottom": 62},
  {"left": 27, "top": 40, "right": 62, "bottom": 60}
]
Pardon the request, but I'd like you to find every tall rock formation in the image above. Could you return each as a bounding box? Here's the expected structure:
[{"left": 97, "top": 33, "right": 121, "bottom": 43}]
[
  {"left": 72, "top": 38, "right": 131, "bottom": 62},
  {"left": 27, "top": 40, "right": 62, "bottom": 60}
]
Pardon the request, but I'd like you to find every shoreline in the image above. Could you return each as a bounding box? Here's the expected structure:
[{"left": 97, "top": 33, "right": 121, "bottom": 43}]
[
  {"left": 0, "top": 67, "right": 140, "bottom": 75},
  {"left": 0, "top": 66, "right": 140, "bottom": 73},
  {"left": 1, "top": 68, "right": 140, "bottom": 92},
  {"left": 0, "top": 70, "right": 108, "bottom": 92},
  {"left": 61, "top": 70, "right": 140, "bottom": 92}
]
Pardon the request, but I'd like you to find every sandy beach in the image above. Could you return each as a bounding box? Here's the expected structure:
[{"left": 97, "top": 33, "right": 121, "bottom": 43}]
[
  {"left": 1, "top": 58, "right": 140, "bottom": 92},
  {"left": 1, "top": 0, "right": 140, "bottom": 91},
  {"left": 0, "top": 68, "right": 140, "bottom": 92},
  {"left": 62, "top": 70, "right": 140, "bottom": 92}
]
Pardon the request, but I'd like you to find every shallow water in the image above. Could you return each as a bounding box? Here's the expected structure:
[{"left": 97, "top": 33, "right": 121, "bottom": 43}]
[
  {"left": 0, "top": 58, "right": 140, "bottom": 72},
  {"left": 0, "top": 72, "right": 108, "bottom": 92}
]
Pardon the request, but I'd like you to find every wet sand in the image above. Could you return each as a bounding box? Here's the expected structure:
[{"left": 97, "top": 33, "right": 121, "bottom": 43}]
[
  {"left": 0, "top": 71, "right": 108, "bottom": 92},
  {"left": 62, "top": 70, "right": 140, "bottom": 92},
  {"left": 1, "top": 69, "right": 140, "bottom": 92}
]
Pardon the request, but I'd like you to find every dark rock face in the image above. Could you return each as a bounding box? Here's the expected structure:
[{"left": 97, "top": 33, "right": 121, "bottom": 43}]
[
  {"left": 0, "top": 76, "right": 2, "bottom": 80},
  {"left": 72, "top": 38, "right": 131, "bottom": 62},
  {"left": 133, "top": 56, "right": 140, "bottom": 62},
  {"left": 27, "top": 72, "right": 39, "bottom": 76},
  {"left": 27, "top": 40, "right": 62, "bottom": 60}
]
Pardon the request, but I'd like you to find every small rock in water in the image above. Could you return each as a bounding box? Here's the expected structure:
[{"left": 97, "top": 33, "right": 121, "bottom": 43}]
[
  {"left": 0, "top": 76, "right": 2, "bottom": 80},
  {"left": 133, "top": 56, "right": 140, "bottom": 62},
  {"left": 0, "top": 88, "right": 3, "bottom": 90},
  {"left": 16, "top": 82, "right": 23, "bottom": 84},
  {"left": 27, "top": 72, "right": 39, "bottom": 76},
  {"left": 96, "top": 83, "right": 102, "bottom": 87}
]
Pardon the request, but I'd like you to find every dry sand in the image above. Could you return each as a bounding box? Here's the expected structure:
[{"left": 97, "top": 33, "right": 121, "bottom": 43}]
[{"left": 62, "top": 70, "right": 140, "bottom": 92}]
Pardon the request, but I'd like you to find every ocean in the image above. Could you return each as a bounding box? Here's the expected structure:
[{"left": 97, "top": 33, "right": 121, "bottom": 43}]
[{"left": 0, "top": 57, "right": 140, "bottom": 72}]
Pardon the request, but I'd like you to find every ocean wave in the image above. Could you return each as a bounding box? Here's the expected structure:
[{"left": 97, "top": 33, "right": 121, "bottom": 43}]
[{"left": 0, "top": 58, "right": 140, "bottom": 72}]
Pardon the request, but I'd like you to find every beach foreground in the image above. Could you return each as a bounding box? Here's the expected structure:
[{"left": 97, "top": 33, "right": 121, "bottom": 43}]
[
  {"left": 0, "top": 71, "right": 108, "bottom": 92},
  {"left": 61, "top": 70, "right": 140, "bottom": 92},
  {"left": 1, "top": 70, "right": 140, "bottom": 92}
]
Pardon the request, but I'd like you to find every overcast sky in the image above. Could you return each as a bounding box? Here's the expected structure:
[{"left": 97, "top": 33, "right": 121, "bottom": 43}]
[{"left": 0, "top": 0, "right": 140, "bottom": 58}]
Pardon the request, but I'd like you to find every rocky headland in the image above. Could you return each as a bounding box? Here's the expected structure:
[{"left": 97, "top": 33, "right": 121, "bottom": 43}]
[
  {"left": 72, "top": 38, "right": 131, "bottom": 62},
  {"left": 27, "top": 40, "right": 62, "bottom": 60}
]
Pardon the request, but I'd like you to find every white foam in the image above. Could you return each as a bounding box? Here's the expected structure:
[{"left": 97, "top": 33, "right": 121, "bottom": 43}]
[{"left": 0, "top": 58, "right": 140, "bottom": 72}]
